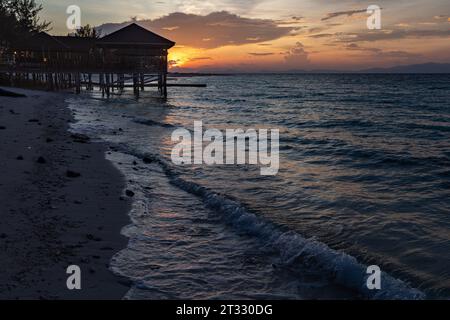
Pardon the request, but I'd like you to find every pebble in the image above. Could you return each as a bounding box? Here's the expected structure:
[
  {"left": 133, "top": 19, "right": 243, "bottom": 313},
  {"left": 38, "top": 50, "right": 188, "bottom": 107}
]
[
  {"left": 36, "top": 156, "right": 46, "bottom": 164},
  {"left": 66, "top": 170, "right": 81, "bottom": 178},
  {"left": 143, "top": 157, "right": 154, "bottom": 164}
]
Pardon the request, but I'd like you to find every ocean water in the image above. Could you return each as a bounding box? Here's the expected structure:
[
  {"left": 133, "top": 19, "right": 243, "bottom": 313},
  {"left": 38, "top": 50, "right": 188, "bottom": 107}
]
[{"left": 68, "top": 74, "right": 450, "bottom": 299}]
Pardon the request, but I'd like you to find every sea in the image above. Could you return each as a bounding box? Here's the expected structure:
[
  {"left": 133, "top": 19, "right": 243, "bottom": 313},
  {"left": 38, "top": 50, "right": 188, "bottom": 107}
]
[{"left": 67, "top": 74, "right": 450, "bottom": 299}]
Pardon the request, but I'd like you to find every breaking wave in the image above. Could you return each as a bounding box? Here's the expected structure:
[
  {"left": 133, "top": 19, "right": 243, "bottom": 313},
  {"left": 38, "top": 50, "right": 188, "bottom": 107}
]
[{"left": 112, "top": 142, "right": 425, "bottom": 300}]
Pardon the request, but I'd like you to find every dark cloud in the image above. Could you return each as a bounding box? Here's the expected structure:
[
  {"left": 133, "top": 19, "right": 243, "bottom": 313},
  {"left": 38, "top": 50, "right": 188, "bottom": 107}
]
[
  {"left": 168, "top": 60, "right": 178, "bottom": 67},
  {"left": 189, "top": 57, "right": 213, "bottom": 61},
  {"left": 99, "top": 11, "right": 296, "bottom": 49},
  {"left": 248, "top": 52, "right": 275, "bottom": 56},
  {"left": 321, "top": 9, "right": 368, "bottom": 21},
  {"left": 275, "top": 16, "right": 305, "bottom": 25},
  {"left": 345, "top": 43, "right": 380, "bottom": 52},
  {"left": 344, "top": 43, "right": 421, "bottom": 60},
  {"left": 308, "top": 27, "right": 327, "bottom": 34},
  {"left": 309, "top": 33, "right": 336, "bottom": 38}
]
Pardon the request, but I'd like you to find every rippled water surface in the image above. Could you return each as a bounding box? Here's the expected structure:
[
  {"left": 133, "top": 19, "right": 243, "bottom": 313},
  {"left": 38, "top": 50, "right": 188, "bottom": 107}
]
[{"left": 68, "top": 74, "right": 450, "bottom": 299}]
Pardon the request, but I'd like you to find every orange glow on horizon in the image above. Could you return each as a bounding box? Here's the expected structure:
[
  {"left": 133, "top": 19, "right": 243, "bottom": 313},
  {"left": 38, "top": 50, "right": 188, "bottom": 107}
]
[
  {"left": 168, "top": 52, "right": 189, "bottom": 67},
  {"left": 168, "top": 47, "right": 201, "bottom": 68}
]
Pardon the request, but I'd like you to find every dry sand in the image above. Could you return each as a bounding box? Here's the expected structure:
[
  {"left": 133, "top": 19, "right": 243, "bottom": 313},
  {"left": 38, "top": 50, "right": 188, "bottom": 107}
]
[{"left": 0, "top": 87, "right": 131, "bottom": 299}]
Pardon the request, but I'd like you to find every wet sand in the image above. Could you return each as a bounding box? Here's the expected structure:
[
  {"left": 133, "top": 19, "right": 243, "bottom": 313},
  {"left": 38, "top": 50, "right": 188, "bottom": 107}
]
[{"left": 0, "top": 87, "right": 131, "bottom": 299}]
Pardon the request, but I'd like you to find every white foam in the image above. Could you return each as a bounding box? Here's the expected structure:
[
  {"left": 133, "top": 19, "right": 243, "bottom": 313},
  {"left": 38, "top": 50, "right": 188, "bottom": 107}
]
[{"left": 113, "top": 142, "right": 425, "bottom": 300}]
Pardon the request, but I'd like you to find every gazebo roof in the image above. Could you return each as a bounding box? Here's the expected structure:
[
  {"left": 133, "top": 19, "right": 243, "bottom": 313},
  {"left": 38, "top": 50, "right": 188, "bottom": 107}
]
[
  {"left": 15, "top": 32, "right": 68, "bottom": 51},
  {"left": 11, "top": 24, "right": 175, "bottom": 53},
  {"left": 98, "top": 23, "right": 175, "bottom": 48}
]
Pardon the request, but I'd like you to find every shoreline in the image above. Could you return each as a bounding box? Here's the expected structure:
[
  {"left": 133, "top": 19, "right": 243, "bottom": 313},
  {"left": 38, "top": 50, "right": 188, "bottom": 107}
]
[{"left": 0, "top": 87, "right": 131, "bottom": 299}]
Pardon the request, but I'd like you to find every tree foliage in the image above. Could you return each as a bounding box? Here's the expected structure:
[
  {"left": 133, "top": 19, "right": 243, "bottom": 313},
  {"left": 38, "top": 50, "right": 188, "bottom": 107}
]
[
  {"left": 75, "top": 24, "right": 100, "bottom": 39},
  {"left": 0, "top": 0, "right": 51, "bottom": 46}
]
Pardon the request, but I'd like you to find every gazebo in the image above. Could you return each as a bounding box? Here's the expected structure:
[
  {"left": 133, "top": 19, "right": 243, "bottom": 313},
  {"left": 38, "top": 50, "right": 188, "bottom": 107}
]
[{"left": 1, "top": 23, "right": 176, "bottom": 97}]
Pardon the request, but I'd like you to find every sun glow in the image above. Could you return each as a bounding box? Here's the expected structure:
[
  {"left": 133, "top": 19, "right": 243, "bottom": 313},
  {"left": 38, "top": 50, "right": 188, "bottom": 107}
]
[
  {"left": 168, "top": 46, "right": 206, "bottom": 69},
  {"left": 168, "top": 51, "right": 191, "bottom": 68}
]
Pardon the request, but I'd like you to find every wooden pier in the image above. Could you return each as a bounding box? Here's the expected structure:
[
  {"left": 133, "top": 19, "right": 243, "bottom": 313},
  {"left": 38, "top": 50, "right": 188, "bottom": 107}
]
[{"left": 0, "top": 24, "right": 200, "bottom": 98}]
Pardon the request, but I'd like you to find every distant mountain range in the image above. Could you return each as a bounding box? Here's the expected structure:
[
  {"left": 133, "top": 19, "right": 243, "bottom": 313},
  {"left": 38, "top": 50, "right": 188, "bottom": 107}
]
[
  {"left": 357, "top": 63, "right": 450, "bottom": 74},
  {"left": 292, "top": 63, "right": 450, "bottom": 74}
]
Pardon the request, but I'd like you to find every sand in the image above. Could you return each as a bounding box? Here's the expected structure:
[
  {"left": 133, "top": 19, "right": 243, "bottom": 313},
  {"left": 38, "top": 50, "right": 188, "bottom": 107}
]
[{"left": 0, "top": 87, "right": 131, "bottom": 299}]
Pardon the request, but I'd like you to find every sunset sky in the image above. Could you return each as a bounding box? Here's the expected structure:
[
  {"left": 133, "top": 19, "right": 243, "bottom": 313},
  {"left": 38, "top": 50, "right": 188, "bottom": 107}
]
[{"left": 39, "top": 0, "right": 450, "bottom": 72}]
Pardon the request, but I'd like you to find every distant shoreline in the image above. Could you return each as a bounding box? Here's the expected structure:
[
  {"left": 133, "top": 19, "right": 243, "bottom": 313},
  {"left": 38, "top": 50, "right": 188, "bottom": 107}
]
[
  {"left": 169, "top": 63, "right": 450, "bottom": 76},
  {"left": 170, "top": 72, "right": 450, "bottom": 77}
]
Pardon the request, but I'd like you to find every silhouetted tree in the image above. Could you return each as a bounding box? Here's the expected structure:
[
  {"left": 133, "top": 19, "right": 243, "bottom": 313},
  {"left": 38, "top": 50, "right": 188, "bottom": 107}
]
[
  {"left": 0, "top": 2, "right": 17, "bottom": 47},
  {"left": 9, "top": 0, "right": 50, "bottom": 33},
  {"left": 0, "top": 0, "right": 50, "bottom": 47},
  {"left": 75, "top": 24, "right": 100, "bottom": 38}
]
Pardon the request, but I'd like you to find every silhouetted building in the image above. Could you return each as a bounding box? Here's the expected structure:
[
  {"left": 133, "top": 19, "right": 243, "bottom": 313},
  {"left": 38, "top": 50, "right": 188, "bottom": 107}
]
[{"left": 0, "top": 23, "right": 175, "bottom": 97}]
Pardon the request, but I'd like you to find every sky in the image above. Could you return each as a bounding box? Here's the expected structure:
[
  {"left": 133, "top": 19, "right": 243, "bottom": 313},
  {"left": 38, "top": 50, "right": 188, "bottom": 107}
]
[{"left": 39, "top": 0, "right": 450, "bottom": 72}]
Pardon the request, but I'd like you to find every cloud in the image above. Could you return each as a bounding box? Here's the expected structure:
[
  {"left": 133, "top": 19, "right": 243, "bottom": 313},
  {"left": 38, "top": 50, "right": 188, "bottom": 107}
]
[
  {"left": 345, "top": 43, "right": 374, "bottom": 51},
  {"left": 172, "top": 0, "right": 265, "bottom": 15},
  {"left": 344, "top": 43, "right": 422, "bottom": 60},
  {"left": 418, "top": 22, "right": 437, "bottom": 26},
  {"left": 248, "top": 52, "right": 275, "bottom": 56},
  {"left": 309, "top": 28, "right": 450, "bottom": 42},
  {"left": 309, "top": 33, "right": 336, "bottom": 38},
  {"left": 275, "top": 16, "right": 304, "bottom": 25},
  {"left": 162, "top": 26, "right": 179, "bottom": 31},
  {"left": 168, "top": 60, "right": 179, "bottom": 67},
  {"left": 395, "top": 23, "right": 412, "bottom": 28},
  {"left": 348, "top": 29, "right": 450, "bottom": 42},
  {"left": 99, "top": 11, "right": 296, "bottom": 49},
  {"left": 284, "top": 42, "right": 310, "bottom": 69},
  {"left": 321, "top": 9, "right": 368, "bottom": 21},
  {"left": 308, "top": 27, "right": 327, "bottom": 34},
  {"left": 189, "top": 57, "right": 213, "bottom": 61}
]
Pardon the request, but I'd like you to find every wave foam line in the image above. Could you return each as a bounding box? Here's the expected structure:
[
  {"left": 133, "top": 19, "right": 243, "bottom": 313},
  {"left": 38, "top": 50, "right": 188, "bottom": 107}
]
[{"left": 113, "top": 142, "right": 426, "bottom": 300}]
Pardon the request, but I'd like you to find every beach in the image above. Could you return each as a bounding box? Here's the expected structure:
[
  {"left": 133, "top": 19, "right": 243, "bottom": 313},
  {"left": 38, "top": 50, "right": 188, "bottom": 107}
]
[{"left": 0, "top": 87, "right": 130, "bottom": 299}]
